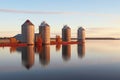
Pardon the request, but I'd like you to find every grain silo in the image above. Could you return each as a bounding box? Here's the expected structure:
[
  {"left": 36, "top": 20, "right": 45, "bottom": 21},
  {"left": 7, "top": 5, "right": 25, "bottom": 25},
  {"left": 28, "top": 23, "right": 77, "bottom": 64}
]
[
  {"left": 39, "top": 21, "right": 50, "bottom": 45},
  {"left": 22, "top": 20, "right": 34, "bottom": 45},
  {"left": 77, "top": 27, "right": 85, "bottom": 42},
  {"left": 62, "top": 25, "right": 71, "bottom": 42}
]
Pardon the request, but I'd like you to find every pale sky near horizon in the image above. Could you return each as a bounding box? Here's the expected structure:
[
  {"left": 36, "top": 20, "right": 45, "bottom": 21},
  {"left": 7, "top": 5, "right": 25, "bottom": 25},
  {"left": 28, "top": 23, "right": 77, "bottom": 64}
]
[{"left": 0, "top": 0, "right": 120, "bottom": 38}]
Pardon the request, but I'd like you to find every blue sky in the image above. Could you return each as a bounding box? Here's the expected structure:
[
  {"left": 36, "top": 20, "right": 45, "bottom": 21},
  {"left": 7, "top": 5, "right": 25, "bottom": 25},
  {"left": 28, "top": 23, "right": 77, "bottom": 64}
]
[{"left": 0, "top": 0, "right": 120, "bottom": 37}]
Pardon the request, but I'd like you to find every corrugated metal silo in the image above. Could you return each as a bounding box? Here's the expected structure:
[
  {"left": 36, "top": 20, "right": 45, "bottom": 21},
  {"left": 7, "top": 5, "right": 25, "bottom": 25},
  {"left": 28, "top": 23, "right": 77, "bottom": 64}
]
[
  {"left": 22, "top": 20, "right": 34, "bottom": 45},
  {"left": 39, "top": 21, "right": 50, "bottom": 45},
  {"left": 62, "top": 25, "right": 71, "bottom": 42},
  {"left": 77, "top": 27, "right": 85, "bottom": 42}
]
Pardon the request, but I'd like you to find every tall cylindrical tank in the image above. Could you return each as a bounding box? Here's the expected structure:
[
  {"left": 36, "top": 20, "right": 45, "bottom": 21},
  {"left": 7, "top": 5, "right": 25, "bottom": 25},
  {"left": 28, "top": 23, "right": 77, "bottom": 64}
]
[
  {"left": 39, "top": 21, "right": 50, "bottom": 45},
  {"left": 77, "top": 27, "right": 85, "bottom": 42},
  {"left": 22, "top": 20, "right": 34, "bottom": 45},
  {"left": 62, "top": 25, "right": 71, "bottom": 42}
]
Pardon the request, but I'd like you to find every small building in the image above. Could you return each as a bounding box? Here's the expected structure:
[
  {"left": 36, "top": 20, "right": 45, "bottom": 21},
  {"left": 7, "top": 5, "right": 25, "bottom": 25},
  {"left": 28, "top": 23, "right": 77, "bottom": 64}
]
[
  {"left": 56, "top": 35, "right": 61, "bottom": 43},
  {"left": 14, "top": 34, "right": 22, "bottom": 42},
  {"left": 10, "top": 37, "right": 18, "bottom": 43},
  {"left": 62, "top": 25, "right": 71, "bottom": 42},
  {"left": 35, "top": 33, "right": 42, "bottom": 45}
]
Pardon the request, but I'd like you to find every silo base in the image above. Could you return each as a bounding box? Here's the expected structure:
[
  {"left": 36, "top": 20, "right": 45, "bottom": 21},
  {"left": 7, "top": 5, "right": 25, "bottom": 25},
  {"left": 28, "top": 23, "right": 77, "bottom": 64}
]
[
  {"left": 42, "top": 43, "right": 50, "bottom": 45},
  {"left": 78, "top": 39, "right": 85, "bottom": 43},
  {"left": 27, "top": 44, "right": 34, "bottom": 46}
]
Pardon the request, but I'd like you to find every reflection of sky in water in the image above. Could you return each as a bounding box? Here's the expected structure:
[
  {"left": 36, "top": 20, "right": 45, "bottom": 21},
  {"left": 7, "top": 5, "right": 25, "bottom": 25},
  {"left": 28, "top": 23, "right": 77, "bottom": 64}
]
[
  {"left": 86, "top": 40, "right": 120, "bottom": 65},
  {"left": 0, "top": 40, "right": 120, "bottom": 80}
]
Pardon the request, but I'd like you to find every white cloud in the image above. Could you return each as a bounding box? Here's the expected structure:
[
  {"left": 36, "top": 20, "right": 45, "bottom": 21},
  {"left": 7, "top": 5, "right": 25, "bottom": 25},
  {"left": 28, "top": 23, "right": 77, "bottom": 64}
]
[{"left": 86, "top": 28, "right": 120, "bottom": 38}]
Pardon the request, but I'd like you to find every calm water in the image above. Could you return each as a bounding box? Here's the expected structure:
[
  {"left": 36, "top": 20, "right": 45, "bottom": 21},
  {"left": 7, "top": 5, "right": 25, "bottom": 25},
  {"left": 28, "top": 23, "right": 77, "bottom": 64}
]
[{"left": 0, "top": 40, "right": 120, "bottom": 80}]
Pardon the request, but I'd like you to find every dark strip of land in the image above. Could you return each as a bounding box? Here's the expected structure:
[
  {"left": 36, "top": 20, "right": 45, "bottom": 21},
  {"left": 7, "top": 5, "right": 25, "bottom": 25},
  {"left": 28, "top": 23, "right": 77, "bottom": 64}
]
[
  {"left": 51, "top": 38, "right": 120, "bottom": 40},
  {"left": 86, "top": 38, "right": 118, "bottom": 40}
]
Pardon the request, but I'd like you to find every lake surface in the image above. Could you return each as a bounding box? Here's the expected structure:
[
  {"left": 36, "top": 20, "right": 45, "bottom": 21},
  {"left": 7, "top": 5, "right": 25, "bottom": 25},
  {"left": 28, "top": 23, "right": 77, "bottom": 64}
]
[{"left": 0, "top": 40, "right": 120, "bottom": 80}]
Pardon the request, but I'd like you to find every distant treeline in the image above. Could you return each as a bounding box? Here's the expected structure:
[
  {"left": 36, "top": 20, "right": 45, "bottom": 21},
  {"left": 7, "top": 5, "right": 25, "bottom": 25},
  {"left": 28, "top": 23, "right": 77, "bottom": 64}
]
[
  {"left": 86, "top": 38, "right": 117, "bottom": 40},
  {"left": 51, "top": 37, "right": 119, "bottom": 40},
  {"left": 0, "top": 37, "right": 119, "bottom": 40},
  {"left": 0, "top": 37, "right": 10, "bottom": 39}
]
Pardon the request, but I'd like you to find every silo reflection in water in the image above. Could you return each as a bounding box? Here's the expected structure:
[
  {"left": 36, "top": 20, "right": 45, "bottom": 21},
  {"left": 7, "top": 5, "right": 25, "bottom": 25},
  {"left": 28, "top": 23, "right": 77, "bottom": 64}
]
[
  {"left": 77, "top": 43, "right": 85, "bottom": 58},
  {"left": 56, "top": 44, "right": 61, "bottom": 51},
  {"left": 22, "top": 46, "right": 34, "bottom": 69},
  {"left": 39, "top": 45, "right": 50, "bottom": 66},
  {"left": 62, "top": 45, "right": 71, "bottom": 61},
  {"left": 10, "top": 46, "right": 17, "bottom": 53}
]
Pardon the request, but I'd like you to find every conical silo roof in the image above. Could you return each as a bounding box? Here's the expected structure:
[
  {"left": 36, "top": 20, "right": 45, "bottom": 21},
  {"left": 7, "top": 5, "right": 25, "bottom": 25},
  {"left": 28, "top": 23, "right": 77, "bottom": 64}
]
[
  {"left": 40, "top": 21, "right": 49, "bottom": 27},
  {"left": 22, "top": 19, "right": 34, "bottom": 26},
  {"left": 24, "top": 64, "right": 33, "bottom": 70},
  {"left": 63, "top": 25, "right": 71, "bottom": 29},
  {"left": 78, "top": 27, "right": 85, "bottom": 30}
]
